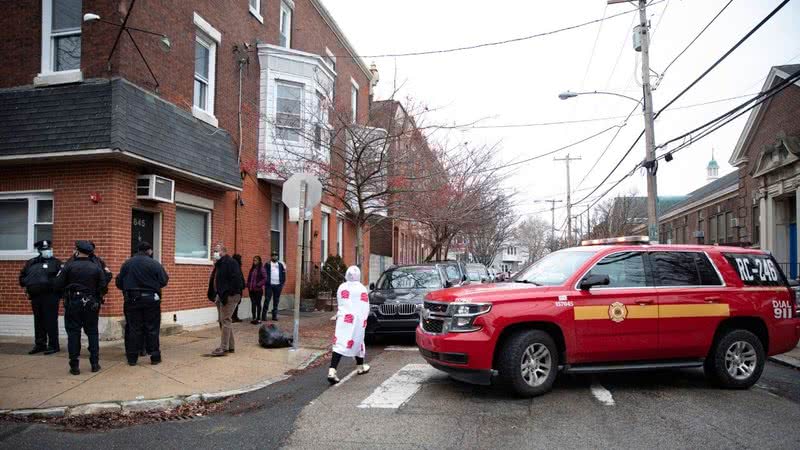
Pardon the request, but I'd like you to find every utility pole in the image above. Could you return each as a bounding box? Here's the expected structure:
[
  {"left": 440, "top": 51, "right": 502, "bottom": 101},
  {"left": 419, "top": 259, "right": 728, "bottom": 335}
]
[
  {"left": 637, "top": 0, "right": 658, "bottom": 242},
  {"left": 606, "top": 0, "right": 659, "bottom": 241},
  {"left": 534, "top": 199, "right": 563, "bottom": 251},
  {"left": 554, "top": 154, "right": 581, "bottom": 246}
]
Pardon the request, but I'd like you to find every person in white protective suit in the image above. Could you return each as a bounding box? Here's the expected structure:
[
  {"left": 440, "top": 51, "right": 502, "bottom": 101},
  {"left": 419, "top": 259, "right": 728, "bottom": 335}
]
[{"left": 328, "top": 266, "right": 371, "bottom": 384}]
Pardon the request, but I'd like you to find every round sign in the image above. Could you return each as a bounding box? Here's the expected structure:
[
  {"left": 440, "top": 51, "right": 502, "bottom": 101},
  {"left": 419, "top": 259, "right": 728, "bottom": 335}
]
[{"left": 282, "top": 173, "right": 323, "bottom": 221}]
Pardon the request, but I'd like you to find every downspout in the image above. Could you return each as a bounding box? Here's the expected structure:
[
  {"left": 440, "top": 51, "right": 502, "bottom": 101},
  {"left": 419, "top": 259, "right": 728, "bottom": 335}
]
[{"left": 234, "top": 45, "right": 248, "bottom": 254}]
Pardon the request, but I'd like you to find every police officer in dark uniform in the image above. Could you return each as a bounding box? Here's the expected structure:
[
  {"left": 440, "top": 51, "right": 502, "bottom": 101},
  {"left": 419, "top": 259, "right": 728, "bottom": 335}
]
[
  {"left": 19, "top": 240, "right": 63, "bottom": 355},
  {"left": 116, "top": 242, "right": 169, "bottom": 365},
  {"left": 55, "top": 241, "right": 109, "bottom": 375}
]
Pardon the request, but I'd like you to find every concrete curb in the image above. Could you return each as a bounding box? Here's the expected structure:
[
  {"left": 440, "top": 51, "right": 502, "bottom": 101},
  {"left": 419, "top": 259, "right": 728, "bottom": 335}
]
[
  {"left": 0, "top": 350, "right": 326, "bottom": 419},
  {"left": 769, "top": 354, "right": 800, "bottom": 369}
]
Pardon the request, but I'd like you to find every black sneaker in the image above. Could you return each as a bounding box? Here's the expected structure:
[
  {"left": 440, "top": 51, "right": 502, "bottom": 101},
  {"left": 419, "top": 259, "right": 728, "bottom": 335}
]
[
  {"left": 139, "top": 349, "right": 147, "bottom": 357},
  {"left": 91, "top": 363, "right": 101, "bottom": 373},
  {"left": 151, "top": 358, "right": 162, "bottom": 365},
  {"left": 128, "top": 361, "right": 137, "bottom": 366},
  {"left": 28, "top": 347, "right": 46, "bottom": 355},
  {"left": 44, "top": 348, "right": 60, "bottom": 355},
  {"left": 70, "top": 366, "right": 80, "bottom": 376}
]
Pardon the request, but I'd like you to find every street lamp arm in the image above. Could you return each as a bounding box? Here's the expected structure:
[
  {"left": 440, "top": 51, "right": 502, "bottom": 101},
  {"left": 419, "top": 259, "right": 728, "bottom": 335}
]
[
  {"left": 559, "top": 90, "right": 643, "bottom": 105},
  {"left": 93, "top": 18, "right": 167, "bottom": 38}
]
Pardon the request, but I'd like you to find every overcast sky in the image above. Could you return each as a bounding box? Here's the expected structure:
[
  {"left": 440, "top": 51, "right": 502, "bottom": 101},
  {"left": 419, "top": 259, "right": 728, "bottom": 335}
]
[{"left": 325, "top": 0, "right": 800, "bottom": 232}]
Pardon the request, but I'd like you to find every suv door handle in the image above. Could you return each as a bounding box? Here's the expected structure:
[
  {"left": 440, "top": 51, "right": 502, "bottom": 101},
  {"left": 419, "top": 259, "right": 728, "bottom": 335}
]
[
  {"left": 704, "top": 296, "right": 720, "bottom": 303},
  {"left": 636, "top": 300, "right": 654, "bottom": 306}
]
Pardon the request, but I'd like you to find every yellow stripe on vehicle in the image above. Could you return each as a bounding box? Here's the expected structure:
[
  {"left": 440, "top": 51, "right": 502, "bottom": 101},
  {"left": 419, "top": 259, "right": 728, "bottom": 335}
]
[
  {"left": 659, "top": 304, "right": 730, "bottom": 318},
  {"left": 573, "top": 305, "right": 658, "bottom": 321},
  {"left": 573, "top": 303, "right": 730, "bottom": 320}
]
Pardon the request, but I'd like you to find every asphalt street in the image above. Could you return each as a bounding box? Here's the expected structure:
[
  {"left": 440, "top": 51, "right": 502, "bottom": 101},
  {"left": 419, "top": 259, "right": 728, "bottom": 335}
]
[{"left": 1, "top": 337, "right": 798, "bottom": 450}]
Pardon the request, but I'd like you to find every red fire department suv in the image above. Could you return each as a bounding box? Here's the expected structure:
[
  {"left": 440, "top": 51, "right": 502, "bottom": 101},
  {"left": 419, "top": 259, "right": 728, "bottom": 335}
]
[{"left": 416, "top": 237, "right": 800, "bottom": 397}]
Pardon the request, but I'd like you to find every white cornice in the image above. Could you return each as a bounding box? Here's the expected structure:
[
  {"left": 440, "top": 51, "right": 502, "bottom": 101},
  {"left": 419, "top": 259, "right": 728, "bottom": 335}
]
[{"left": 309, "top": 0, "right": 372, "bottom": 82}]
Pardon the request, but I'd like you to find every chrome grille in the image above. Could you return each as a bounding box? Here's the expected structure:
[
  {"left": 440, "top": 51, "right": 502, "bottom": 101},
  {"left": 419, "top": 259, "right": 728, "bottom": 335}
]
[{"left": 379, "top": 303, "right": 417, "bottom": 316}]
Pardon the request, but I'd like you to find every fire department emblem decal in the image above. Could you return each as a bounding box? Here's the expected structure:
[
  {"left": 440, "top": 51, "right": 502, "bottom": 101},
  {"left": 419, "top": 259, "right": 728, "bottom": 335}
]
[{"left": 608, "top": 302, "right": 627, "bottom": 323}]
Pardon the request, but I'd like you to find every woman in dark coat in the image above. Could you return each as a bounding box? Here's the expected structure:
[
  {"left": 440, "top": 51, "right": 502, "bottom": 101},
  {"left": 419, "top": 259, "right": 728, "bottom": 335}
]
[{"left": 247, "top": 256, "right": 267, "bottom": 324}]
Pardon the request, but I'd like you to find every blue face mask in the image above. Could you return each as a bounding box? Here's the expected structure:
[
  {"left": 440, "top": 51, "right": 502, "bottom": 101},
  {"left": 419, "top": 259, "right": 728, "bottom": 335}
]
[{"left": 40, "top": 249, "right": 53, "bottom": 259}]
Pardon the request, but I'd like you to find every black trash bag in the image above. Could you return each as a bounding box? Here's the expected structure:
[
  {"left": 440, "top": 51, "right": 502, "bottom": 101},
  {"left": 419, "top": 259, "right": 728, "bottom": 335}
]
[{"left": 259, "top": 323, "right": 293, "bottom": 348}]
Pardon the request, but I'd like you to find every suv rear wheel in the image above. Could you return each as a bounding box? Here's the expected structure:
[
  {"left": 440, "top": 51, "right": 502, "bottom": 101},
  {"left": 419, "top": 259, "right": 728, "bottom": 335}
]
[
  {"left": 705, "top": 329, "right": 765, "bottom": 389},
  {"left": 497, "top": 330, "right": 558, "bottom": 397}
]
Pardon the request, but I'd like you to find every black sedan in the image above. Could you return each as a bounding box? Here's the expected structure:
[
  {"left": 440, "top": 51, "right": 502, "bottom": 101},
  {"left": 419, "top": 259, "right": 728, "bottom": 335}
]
[{"left": 366, "top": 264, "right": 454, "bottom": 338}]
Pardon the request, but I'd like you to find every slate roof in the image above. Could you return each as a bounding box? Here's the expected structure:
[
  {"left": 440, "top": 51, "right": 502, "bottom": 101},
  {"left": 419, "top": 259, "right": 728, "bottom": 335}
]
[
  {"left": 776, "top": 64, "right": 800, "bottom": 76},
  {"left": 0, "top": 78, "right": 241, "bottom": 189},
  {"left": 661, "top": 171, "right": 739, "bottom": 217}
]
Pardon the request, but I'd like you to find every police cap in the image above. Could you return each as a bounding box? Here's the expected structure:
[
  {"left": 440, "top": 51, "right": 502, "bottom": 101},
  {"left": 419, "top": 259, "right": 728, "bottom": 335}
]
[
  {"left": 34, "top": 240, "right": 52, "bottom": 251},
  {"left": 75, "top": 240, "right": 94, "bottom": 254}
]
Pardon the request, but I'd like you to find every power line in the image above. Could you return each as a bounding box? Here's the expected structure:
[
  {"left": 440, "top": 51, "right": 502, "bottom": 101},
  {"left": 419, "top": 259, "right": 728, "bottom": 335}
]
[
  {"left": 660, "top": 0, "right": 734, "bottom": 79},
  {"left": 656, "top": 0, "right": 791, "bottom": 118},
  {"left": 576, "top": 101, "right": 641, "bottom": 189},
  {"left": 338, "top": 0, "right": 666, "bottom": 59},
  {"left": 657, "top": 68, "right": 800, "bottom": 157},
  {"left": 463, "top": 92, "right": 757, "bottom": 129},
  {"left": 572, "top": 0, "right": 792, "bottom": 207}
]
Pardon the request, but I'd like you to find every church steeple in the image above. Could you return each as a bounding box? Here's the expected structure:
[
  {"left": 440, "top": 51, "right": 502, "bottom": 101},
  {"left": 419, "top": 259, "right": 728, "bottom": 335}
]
[{"left": 707, "top": 149, "right": 719, "bottom": 182}]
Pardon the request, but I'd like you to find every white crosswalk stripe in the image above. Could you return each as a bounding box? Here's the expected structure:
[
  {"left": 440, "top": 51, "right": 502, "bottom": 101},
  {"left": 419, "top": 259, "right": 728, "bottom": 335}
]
[{"left": 357, "top": 364, "right": 442, "bottom": 409}]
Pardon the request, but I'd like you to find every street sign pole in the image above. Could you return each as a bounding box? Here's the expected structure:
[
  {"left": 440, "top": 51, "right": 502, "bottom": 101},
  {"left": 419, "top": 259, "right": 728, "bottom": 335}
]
[{"left": 291, "top": 181, "right": 307, "bottom": 351}]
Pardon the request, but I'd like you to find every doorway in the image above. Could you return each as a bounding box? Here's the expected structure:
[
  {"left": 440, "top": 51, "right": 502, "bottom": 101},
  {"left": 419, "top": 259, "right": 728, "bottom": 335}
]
[{"left": 131, "top": 209, "right": 161, "bottom": 260}]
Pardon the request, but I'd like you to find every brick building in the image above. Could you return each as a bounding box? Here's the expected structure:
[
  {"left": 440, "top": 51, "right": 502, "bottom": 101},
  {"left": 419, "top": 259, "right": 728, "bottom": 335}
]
[
  {"left": 658, "top": 65, "right": 800, "bottom": 277},
  {"left": 0, "top": 0, "right": 376, "bottom": 337}
]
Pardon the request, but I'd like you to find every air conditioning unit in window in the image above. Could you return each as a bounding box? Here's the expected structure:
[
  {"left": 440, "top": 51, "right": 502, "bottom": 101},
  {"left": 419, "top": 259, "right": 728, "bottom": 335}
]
[
  {"left": 136, "top": 175, "right": 175, "bottom": 203},
  {"left": 731, "top": 217, "right": 740, "bottom": 228}
]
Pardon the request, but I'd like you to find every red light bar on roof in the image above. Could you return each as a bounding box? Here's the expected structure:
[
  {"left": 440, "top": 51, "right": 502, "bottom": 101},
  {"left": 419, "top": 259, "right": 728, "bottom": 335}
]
[{"left": 581, "top": 236, "right": 651, "bottom": 246}]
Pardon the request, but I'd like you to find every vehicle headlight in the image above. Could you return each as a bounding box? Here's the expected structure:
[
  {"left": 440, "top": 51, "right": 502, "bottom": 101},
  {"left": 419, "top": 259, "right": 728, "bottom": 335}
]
[{"left": 447, "top": 303, "right": 492, "bottom": 332}]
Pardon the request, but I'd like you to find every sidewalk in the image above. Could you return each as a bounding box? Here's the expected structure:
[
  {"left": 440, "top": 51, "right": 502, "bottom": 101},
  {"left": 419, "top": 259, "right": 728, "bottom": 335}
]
[
  {"left": 770, "top": 343, "right": 800, "bottom": 369},
  {"left": 0, "top": 311, "right": 333, "bottom": 411}
]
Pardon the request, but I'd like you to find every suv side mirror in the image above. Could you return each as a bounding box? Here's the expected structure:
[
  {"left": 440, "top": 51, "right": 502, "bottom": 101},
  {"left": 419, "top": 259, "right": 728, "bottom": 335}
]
[
  {"left": 369, "top": 282, "right": 376, "bottom": 291},
  {"left": 788, "top": 279, "right": 799, "bottom": 288},
  {"left": 462, "top": 274, "right": 468, "bottom": 282},
  {"left": 580, "top": 274, "right": 610, "bottom": 290}
]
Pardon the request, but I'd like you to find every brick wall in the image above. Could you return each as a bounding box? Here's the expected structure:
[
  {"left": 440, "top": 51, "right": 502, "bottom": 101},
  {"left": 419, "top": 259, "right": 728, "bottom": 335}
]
[
  {"left": 736, "top": 84, "right": 800, "bottom": 244},
  {"left": 0, "top": 0, "right": 377, "bottom": 319},
  {"left": 0, "top": 161, "right": 229, "bottom": 316}
]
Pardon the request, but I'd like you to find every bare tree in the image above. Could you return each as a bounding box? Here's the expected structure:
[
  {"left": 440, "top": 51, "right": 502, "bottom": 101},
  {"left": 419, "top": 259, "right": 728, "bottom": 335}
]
[
  {"left": 462, "top": 193, "right": 517, "bottom": 266},
  {"left": 514, "top": 216, "right": 550, "bottom": 262},
  {"left": 587, "top": 190, "right": 644, "bottom": 239}
]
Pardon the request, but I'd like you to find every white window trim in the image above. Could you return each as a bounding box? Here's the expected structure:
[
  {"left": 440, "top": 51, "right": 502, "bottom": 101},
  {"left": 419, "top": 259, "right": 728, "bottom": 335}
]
[
  {"left": 174, "top": 203, "right": 213, "bottom": 265},
  {"left": 36, "top": 0, "right": 83, "bottom": 86},
  {"left": 279, "top": 1, "right": 293, "bottom": 48},
  {"left": 249, "top": 0, "right": 264, "bottom": 23},
  {"left": 321, "top": 212, "right": 330, "bottom": 263},
  {"left": 0, "top": 192, "right": 54, "bottom": 260},
  {"left": 275, "top": 79, "right": 305, "bottom": 145},
  {"left": 324, "top": 47, "right": 337, "bottom": 71},
  {"left": 271, "top": 199, "right": 285, "bottom": 261},
  {"left": 350, "top": 78, "right": 359, "bottom": 123},
  {"left": 193, "top": 13, "right": 220, "bottom": 127},
  {"left": 336, "top": 216, "right": 344, "bottom": 257}
]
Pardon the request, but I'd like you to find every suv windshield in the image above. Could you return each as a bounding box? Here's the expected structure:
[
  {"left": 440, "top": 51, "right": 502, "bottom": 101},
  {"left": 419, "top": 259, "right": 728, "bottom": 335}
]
[
  {"left": 378, "top": 267, "right": 443, "bottom": 290},
  {"left": 516, "top": 249, "right": 598, "bottom": 286}
]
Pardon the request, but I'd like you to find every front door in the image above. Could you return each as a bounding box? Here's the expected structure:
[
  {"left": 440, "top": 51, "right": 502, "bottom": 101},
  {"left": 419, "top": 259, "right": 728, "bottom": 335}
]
[
  {"left": 572, "top": 251, "right": 659, "bottom": 363},
  {"left": 651, "top": 251, "right": 728, "bottom": 359},
  {"left": 131, "top": 210, "right": 155, "bottom": 257}
]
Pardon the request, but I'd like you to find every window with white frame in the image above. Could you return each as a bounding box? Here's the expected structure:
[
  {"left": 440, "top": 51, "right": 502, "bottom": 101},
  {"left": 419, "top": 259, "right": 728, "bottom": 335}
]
[
  {"left": 0, "top": 193, "right": 53, "bottom": 255},
  {"left": 42, "top": 0, "right": 82, "bottom": 73},
  {"left": 175, "top": 205, "right": 211, "bottom": 261},
  {"left": 337, "top": 217, "right": 343, "bottom": 257},
  {"left": 276, "top": 81, "right": 303, "bottom": 143},
  {"left": 350, "top": 82, "right": 358, "bottom": 123},
  {"left": 321, "top": 212, "right": 329, "bottom": 263},
  {"left": 194, "top": 33, "right": 216, "bottom": 114},
  {"left": 271, "top": 200, "right": 284, "bottom": 260},
  {"left": 279, "top": 1, "right": 292, "bottom": 48},
  {"left": 248, "top": 0, "right": 263, "bottom": 22}
]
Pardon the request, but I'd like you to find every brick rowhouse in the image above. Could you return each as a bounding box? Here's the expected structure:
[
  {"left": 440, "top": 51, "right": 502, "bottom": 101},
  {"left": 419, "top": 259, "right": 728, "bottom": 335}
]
[{"left": 0, "top": 0, "right": 377, "bottom": 337}]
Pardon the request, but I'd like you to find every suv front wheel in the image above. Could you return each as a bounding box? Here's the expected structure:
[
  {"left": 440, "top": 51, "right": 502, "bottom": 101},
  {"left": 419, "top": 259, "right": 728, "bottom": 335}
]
[
  {"left": 705, "top": 329, "right": 765, "bottom": 389},
  {"left": 497, "top": 330, "right": 559, "bottom": 397}
]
